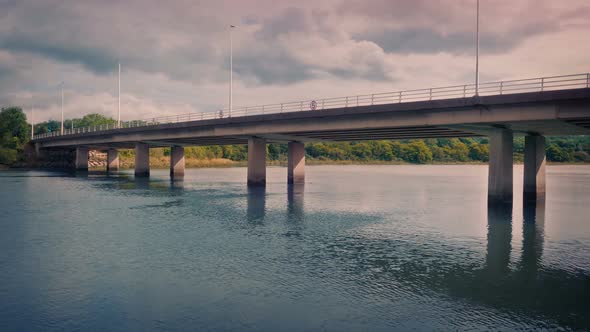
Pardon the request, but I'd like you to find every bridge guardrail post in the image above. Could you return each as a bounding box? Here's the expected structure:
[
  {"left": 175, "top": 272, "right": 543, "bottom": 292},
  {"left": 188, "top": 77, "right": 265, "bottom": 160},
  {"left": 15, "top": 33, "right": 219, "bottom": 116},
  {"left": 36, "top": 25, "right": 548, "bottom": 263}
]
[
  {"left": 463, "top": 85, "right": 466, "bottom": 98},
  {"left": 371, "top": 94, "right": 374, "bottom": 105},
  {"left": 586, "top": 73, "right": 589, "bottom": 88},
  {"left": 429, "top": 88, "right": 433, "bottom": 101},
  {"left": 541, "top": 77, "right": 545, "bottom": 92},
  {"left": 500, "top": 81, "right": 503, "bottom": 95},
  {"left": 356, "top": 95, "right": 359, "bottom": 106},
  {"left": 399, "top": 91, "right": 402, "bottom": 103}
]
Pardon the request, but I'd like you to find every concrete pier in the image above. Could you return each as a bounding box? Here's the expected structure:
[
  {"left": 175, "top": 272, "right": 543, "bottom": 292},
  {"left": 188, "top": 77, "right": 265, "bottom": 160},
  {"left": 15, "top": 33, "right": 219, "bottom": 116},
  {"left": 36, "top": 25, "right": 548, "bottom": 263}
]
[
  {"left": 75, "top": 146, "right": 89, "bottom": 171},
  {"left": 488, "top": 129, "right": 513, "bottom": 205},
  {"left": 523, "top": 135, "right": 546, "bottom": 202},
  {"left": 170, "top": 146, "right": 185, "bottom": 180},
  {"left": 288, "top": 142, "right": 305, "bottom": 184},
  {"left": 247, "top": 137, "right": 266, "bottom": 186},
  {"left": 107, "top": 148, "right": 119, "bottom": 172},
  {"left": 135, "top": 142, "right": 150, "bottom": 177}
]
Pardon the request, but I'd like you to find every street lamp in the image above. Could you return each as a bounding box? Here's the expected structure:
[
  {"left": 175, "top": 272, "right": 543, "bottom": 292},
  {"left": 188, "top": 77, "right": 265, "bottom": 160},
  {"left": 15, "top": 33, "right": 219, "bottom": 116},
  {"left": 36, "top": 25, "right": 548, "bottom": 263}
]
[
  {"left": 475, "top": 0, "right": 480, "bottom": 96},
  {"left": 118, "top": 62, "right": 121, "bottom": 128},
  {"left": 30, "top": 103, "right": 34, "bottom": 139},
  {"left": 60, "top": 81, "right": 64, "bottom": 134},
  {"left": 229, "top": 25, "right": 236, "bottom": 117}
]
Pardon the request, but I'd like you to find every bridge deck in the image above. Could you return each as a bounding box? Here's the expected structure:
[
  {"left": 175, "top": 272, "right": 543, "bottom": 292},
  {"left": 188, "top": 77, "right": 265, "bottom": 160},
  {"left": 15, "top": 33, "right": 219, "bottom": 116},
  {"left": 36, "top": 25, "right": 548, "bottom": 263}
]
[{"left": 32, "top": 88, "right": 590, "bottom": 150}]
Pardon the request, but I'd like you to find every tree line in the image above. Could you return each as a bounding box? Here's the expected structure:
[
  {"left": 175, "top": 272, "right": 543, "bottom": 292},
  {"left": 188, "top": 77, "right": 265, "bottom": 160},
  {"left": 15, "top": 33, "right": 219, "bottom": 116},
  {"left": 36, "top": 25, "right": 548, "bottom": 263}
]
[{"left": 1, "top": 107, "right": 589, "bottom": 165}]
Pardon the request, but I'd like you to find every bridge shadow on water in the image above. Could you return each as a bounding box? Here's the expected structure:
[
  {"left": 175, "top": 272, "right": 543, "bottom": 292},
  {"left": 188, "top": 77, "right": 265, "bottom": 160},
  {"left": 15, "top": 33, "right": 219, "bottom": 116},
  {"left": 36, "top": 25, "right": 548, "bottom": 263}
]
[
  {"left": 84, "top": 176, "right": 589, "bottom": 329},
  {"left": 242, "top": 186, "right": 588, "bottom": 329}
]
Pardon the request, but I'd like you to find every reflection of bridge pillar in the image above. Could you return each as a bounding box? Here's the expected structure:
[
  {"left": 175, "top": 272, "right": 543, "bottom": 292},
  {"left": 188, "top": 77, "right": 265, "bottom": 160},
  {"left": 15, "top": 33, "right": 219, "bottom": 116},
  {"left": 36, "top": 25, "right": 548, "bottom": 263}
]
[
  {"left": 523, "top": 135, "right": 546, "bottom": 202},
  {"left": 135, "top": 142, "right": 150, "bottom": 177},
  {"left": 247, "top": 137, "right": 266, "bottom": 186},
  {"left": 247, "top": 186, "right": 266, "bottom": 222},
  {"left": 170, "top": 146, "right": 185, "bottom": 180},
  {"left": 75, "top": 146, "right": 89, "bottom": 171},
  {"left": 107, "top": 148, "right": 119, "bottom": 172},
  {"left": 486, "top": 204, "right": 513, "bottom": 275},
  {"left": 288, "top": 184, "right": 305, "bottom": 222},
  {"left": 488, "top": 129, "right": 513, "bottom": 205},
  {"left": 521, "top": 201, "right": 545, "bottom": 274},
  {"left": 288, "top": 142, "right": 305, "bottom": 184}
]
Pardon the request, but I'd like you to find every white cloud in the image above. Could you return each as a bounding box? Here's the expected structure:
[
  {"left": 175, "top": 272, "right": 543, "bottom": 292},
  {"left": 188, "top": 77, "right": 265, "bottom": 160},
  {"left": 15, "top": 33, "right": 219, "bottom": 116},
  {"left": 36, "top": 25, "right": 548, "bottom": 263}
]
[{"left": 0, "top": 0, "right": 588, "bottom": 124}]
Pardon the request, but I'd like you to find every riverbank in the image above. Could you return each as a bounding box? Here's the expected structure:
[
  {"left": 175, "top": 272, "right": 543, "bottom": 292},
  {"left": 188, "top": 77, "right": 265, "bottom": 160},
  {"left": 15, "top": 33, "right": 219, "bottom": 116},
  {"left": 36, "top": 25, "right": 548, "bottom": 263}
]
[{"left": 86, "top": 157, "right": 588, "bottom": 170}]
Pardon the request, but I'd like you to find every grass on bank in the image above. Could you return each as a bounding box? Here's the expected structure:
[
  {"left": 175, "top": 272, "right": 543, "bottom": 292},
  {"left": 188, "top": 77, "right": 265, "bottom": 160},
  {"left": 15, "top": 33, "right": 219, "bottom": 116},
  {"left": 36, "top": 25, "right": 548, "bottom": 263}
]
[{"left": 92, "top": 154, "right": 590, "bottom": 170}]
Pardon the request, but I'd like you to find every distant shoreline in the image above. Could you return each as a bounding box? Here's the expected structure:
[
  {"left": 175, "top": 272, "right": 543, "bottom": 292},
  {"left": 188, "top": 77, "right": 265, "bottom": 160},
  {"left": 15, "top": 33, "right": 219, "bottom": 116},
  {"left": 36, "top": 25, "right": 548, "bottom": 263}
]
[
  {"left": 3, "top": 159, "right": 589, "bottom": 170},
  {"left": 96, "top": 159, "right": 588, "bottom": 170}
]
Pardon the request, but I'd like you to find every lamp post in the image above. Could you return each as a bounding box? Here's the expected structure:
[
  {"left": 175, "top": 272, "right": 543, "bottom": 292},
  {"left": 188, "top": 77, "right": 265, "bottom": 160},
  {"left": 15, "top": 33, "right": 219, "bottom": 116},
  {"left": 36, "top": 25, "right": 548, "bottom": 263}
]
[
  {"left": 60, "top": 82, "right": 64, "bottom": 134},
  {"left": 229, "top": 25, "right": 235, "bottom": 117},
  {"left": 475, "top": 0, "right": 480, "bottom": 96},
  {"left": 118, "top": 62, "right": 121, "bottom": 128},
  {"left": 30, "top": 103, "right": 34, "bottom": 139}
]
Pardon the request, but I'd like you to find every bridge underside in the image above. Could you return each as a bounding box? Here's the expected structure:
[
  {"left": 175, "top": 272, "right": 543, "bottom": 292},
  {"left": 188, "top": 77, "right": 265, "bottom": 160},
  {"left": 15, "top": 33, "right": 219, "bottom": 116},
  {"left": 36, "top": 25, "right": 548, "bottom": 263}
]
[
  {"left": 35, "top": 119, "right": 589, "bottom": 151},
  {"left": 29, "top": 88, "right": 590, "bottom": 205}
]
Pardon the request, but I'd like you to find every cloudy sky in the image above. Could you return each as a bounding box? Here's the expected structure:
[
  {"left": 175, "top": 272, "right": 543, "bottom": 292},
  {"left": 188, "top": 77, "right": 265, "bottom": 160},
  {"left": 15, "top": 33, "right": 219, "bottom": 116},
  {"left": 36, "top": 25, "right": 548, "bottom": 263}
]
[{"left": 1, "top": 0, "right": 589, "bottom": 122}]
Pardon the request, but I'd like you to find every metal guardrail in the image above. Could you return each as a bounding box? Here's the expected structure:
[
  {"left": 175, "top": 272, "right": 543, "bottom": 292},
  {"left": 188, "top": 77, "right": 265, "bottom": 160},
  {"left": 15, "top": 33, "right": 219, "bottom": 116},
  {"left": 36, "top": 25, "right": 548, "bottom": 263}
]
[{"left": 33, "top": 73, "right": 590, "bottom": 140}]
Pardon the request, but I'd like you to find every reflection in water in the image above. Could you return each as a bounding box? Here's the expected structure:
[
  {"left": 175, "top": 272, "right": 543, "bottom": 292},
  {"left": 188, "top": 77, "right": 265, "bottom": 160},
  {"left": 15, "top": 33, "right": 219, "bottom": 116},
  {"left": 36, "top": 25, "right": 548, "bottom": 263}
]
[
  {"left": 2, "top": 166, "right": 590, "bottom": 331},
  {"left": 247, "top": 186, "right": 266, "bottom": 222},
  {"left": 521, "top": 201, "right": 545, "bottom": 275},
  {"left": 74, "top": 169, "right": 89, "bottom": 177},
  {"left": 322, "top": 201, "right": 589, "bottom": 329},
  {"left": 485, "top": 203, "right": 513, "bottom": 275},
  {"left": 132, "top": 177, "right": 152, "bottom": 190},
  {"left": 170, "top": 179, "right": 184, "bottom": 191},
  {"left": 287, "top": 184, "right": 305, "bottom": 223}
]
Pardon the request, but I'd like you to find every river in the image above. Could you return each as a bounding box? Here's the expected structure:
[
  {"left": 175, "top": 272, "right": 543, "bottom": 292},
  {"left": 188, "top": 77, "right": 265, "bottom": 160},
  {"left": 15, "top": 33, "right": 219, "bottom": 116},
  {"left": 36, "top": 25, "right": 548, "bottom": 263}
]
[{"left": 0, "top": 165, "right": 589, "bottom": 331}]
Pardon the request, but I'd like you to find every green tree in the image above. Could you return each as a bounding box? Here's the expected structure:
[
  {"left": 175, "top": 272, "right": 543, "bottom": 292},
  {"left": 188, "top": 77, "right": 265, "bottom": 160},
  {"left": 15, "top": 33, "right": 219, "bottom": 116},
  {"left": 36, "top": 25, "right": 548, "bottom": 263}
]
[
  {"left": 75, "top": 113, "right": 117, "bottom": 128},
  {"left": 469, "top": 143, "right": 489, "bottom": 162},
  {"left": 0, "top": 107, "right": 30, "bottom": 165},
  {"left": 0, "top": 107, "right": 29, "bottom": 149},
  {"left": 546, "top": 144, "right": 570, "bottom": 162},
  {"left": 401, "top": 140, "right": 433, "bottom": 164}
]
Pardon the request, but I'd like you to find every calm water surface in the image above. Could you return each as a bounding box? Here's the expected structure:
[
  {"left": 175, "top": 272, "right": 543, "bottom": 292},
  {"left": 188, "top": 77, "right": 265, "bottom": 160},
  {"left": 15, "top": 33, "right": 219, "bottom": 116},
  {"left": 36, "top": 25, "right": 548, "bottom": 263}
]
[{"left": 0, "top": 165, "right": 589, "bottom": 331}]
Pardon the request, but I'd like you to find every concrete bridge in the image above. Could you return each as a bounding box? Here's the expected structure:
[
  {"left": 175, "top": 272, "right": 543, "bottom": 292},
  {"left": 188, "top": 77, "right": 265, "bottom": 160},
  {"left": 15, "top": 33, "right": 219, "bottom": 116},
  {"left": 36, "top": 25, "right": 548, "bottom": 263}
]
[{"left": 30, "top": 73, "right": 590, "bottom": 204}]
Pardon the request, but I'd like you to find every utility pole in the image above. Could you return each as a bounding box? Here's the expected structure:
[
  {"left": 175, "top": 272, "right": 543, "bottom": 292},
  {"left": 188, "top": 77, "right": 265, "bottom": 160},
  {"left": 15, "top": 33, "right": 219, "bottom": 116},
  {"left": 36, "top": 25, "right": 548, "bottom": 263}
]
[
  {"left": 475, "top": 0, "right": 480, "bottom": 96},
  {"left": 118, "top": 62, "right": 121, "bottom": 128},
  {"left": 60, "top": 82, "right": 64, "bottom": 134},
  {"left": 31, "top": 104, "right": 34, "bottom": 139},
  {"left": 229, "top": 25, "right": 235, "bottom": 117}
]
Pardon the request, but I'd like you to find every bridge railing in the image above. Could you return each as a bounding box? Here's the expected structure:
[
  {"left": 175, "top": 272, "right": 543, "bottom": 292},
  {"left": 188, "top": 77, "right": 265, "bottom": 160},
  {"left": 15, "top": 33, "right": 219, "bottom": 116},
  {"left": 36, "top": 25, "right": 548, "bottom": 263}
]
[{"left": 33, "top": 72, "right": 590, "bottom": 140}]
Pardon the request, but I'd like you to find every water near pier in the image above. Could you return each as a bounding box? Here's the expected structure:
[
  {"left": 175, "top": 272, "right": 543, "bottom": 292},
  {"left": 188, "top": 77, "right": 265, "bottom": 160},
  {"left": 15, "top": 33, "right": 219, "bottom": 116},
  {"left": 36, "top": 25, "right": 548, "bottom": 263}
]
[{"left": 0, "top": 165, "right": 589, "bottom": 331}]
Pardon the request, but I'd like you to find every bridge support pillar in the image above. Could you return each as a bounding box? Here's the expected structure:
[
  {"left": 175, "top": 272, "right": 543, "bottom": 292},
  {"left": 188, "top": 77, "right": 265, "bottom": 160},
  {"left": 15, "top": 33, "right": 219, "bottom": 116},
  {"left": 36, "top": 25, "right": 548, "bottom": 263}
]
[
  {"left": 488, "top": 129, "right": 513, "bottom": 206},
  {"left": 75, "top": 146, "right": 89, "bottom": 171},
  {"left": 107, "top": 148, "right": 119, "bottom": 172},
  {"left": 523, "top": 135, "right": 546, "bottom": 202},
  {"left": 248, "top": 137, "right": 266, "bottom": 186},
  {"left": 288, "top": 142, "right": 305, "bottom": 184},
  {"left": 135, "top": 142, "right": 150, "bottom": 177},
  {"left": 170, "top": 146, "right": 185, "bottom": 180}
]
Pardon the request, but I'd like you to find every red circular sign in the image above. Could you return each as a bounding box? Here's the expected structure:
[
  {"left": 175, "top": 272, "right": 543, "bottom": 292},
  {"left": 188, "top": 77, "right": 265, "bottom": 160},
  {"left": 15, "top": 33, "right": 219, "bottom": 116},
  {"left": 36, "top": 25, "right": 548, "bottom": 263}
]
[{"left": 310, "top": 100, "right": 317, "bottom": 110}]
